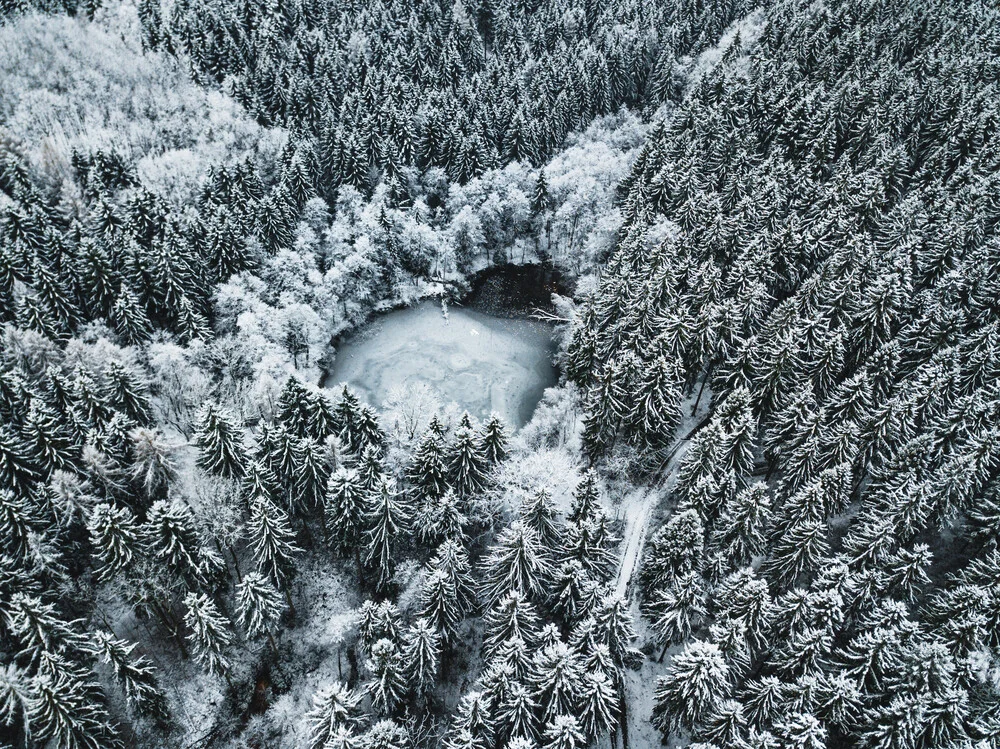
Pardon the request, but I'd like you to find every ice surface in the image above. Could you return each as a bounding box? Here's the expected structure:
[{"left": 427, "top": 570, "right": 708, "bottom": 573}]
[{"left": 327, "top": 301, "right": 557, "bottom": 428}]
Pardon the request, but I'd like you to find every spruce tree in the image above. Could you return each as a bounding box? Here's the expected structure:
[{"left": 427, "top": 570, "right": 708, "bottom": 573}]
[
  {"left": 143, "top": 499, "right": 218, "bottom": 589},
  {"left": 193, "top": 404, "right": 247, "bottom": 480},
  {"left": 110, "top": 286, "right": 152, "bottom": 346},
  {"left": 236, "top": 570, "right": 286, "bottom": 647},
  {"left": 21, "top": 401, "right": 76, "bottom": 476},
  {"left": 366, "top": 638, "right": 406, "bottom": 716},
  {"left": 91, "top": 631, "right": 170, "bottom": 725},
  {"left": 578, "top": 670, "right": 618, "bottom": 742},
  {"left": 532, "top": 642, "right": 584, "bottom": 723},
  {"left": 479, "top": 414, "right": 508, "bottom": 465},
  {"left": 401, "top": 618, "right": 441, "bottom": 700},
  {"left": 652, "top": 640, "right": 730, "bottom": 736},
  {"left": 248, "top": 498, "right": 302, "bottom": 591},
  {"left": 483, "top": 591, "right": 541, "bottom": 658},
  {"left": 325, "top": 467, "right": 366, "bottom": 560},
  {"left": 0, "top": 425, "right": 39, "bottom": 495},
  {"left": 305, "top": 683, "right": 363, "bottom": 749},
  {"left": 103, "top": 362, "right": 152, "bottom": 426},
  {"left": 418, "top": 568, "right": 462, "bottom": 643},
  {"left": 87, "top": 502, "right": 141, "bottom": 580},
  {"left": 364, "top": 476, "right": 407, "bottom": 591},
  {"left": 449, "top": 426, "right": 488, "bottom": 497},
  {"left": 480, "top": 521, "right": 551, "bottom": 607},
  {"left": 183, "top": 593, "right": 233, "bottom": 676},
  {"left": 568, "top": 470, "right": 601, "bottom": 524},
  {"left": 408, "top": 429, "right": 449, "bottom": 499},
  {"left": 519, "top": 487, "right": 562, "bottom": 548}
]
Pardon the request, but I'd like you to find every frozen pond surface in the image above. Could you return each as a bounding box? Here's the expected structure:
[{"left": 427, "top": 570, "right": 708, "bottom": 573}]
[{"left": 326, "top": 300, "right": 557, "bottom": 428}]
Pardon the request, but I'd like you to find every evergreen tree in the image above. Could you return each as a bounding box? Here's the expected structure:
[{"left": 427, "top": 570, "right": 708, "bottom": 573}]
[
  {"left": 652, "top": 641, "right": 730, "bottom": 736},
  {"left": 193, "top": 404, "right": 247, "bottom": 479},
  {"left": 401, "top": 618, "right": 441, "bottom": 699},
  {"left": 364, "top": 476, "right": 407, "bottom": 591},
  {"left": 578, "top": 670, "right": 618, "bottom": 741},
  {"left": 0, "top": 426, "right": 43, "bottom": 497},
  {"left": 366, "top": 638, "right": 406, "bottom": 716},
  {"left": 103, "top": 362, "right": 152, "bottom": 426},
  {"left": 480, "top": 521, "right": 551, "bottom": 607},
  {"left": 532, "top": 642, "right": 584, "bottom": 723},
  {"left": 87, "top": 502, "right": 140, "bottom": 580},
  {"left": 27, "top": 668, "right": 120, "bottom": 749},
  {"left": 568, "top": 470, "right": 601, "bottom": 524},
  {"left": 91, "top": 631, "right": 170, "bottom": 725},
  {"left": 110, "top": 286, "right": 152, "bottom": 345},
  {"left": 236, "top": 571, "right": 286, "bottom": 646},
  {"left": 541, "top": 714, "right": 586, "bottom": 749},
  {"left": 408, "top": 428, "right": 449, "bottom": 499},
  {"left": 630, "top": 355, "right": 684, "bottom": 449},
  {"left": 483, "top": 591, "right": 541, "bottom": 658},
  {"left": 478, "top": 414, "right": 508, "bottom": 465},
  {"left": 325, "top": 467, "right": 366, "bottom": 559},
  {"left": 183, "top": 592, "right": 233, "bottom": 676},
  {"left": 419, "top": 568, "right": 463, "bottom": 643},
  {"left": 646, "top": 572, "right": 707, "bottom": 649},
  {"left": 248, "top": 498, "right": 302, "bottom": 590},
  {"left": 519, "top": 487, "right": 562, "bottom": 548},
  {"left": 22, "top": 400, "right": 78, "bottom": 475},
  {"left": 449, "top": 426, "right": 489, "bottom": 497},
  {"left": 305, "top": 683, "right": 363, "bottom": 749},
  {"left": 143, "top": 499, "right": 218, "bottom": 588}
]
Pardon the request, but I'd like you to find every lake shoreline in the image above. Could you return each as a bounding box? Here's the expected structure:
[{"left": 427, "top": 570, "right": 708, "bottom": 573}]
[{"left": 319, "top": 262, "right": 565, "bottom": 389}]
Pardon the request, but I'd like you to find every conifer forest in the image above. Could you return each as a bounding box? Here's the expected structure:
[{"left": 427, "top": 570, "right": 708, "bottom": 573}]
[{"left": 2, "top": 0, "right": 1000, "bottom": 747}]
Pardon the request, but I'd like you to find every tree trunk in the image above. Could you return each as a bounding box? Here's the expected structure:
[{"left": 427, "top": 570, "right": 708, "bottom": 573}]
[{"left": 692, "top": 362, "right": 714, "bottom": 415}]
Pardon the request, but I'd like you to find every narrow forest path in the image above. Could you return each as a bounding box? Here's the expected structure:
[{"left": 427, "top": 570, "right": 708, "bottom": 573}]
[
  {"left": 613, "top": 487, "right": 656, "bottom": 598},
  {"left": 614, "top": 397, "right": 712, "bottom": 749},
  {"left": 612, "top": 432, "right": 697, "bottom": 599}
]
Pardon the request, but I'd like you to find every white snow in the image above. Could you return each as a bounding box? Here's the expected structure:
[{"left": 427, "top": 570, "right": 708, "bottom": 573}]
[{"left": 326, "top": 301, "right": 557, "bottom": 428}]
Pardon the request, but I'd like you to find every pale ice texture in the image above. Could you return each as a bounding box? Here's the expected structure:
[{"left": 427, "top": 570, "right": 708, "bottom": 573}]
[{"left": 327, "top": 301, "right": 556, "bottom": 428}]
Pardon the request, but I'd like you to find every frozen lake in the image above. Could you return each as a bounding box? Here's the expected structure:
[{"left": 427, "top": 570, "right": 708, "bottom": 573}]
[{"left": 326, "top": 300, "right": 557, "bottom": 428}]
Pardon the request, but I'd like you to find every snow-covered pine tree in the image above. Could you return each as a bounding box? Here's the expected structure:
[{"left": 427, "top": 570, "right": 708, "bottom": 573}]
[
  {"left": 418, "top": 568, "right": 463, "bottom": 643},
  {"left": 478, "top": 414, "right": 508, "bottom": 465},
  {"left": 548, "top": 560, "right": 599, "bottom": 626},
  {"left": 325, "top": 466, "right": 366, "bottom": 560},
  {"left": 483, "top": 591, "right": 542, "bottom": 658},
  {"left": 449, "top": 425, "right": 488, "bottom": 497},
  {"left": 103, "top": 362, "right": 153, "bottom": 426},
  {"left": 366, "top": 638, "right": 406, "bottom": 716},
  {"left": 540, "top": 713, "right": 586, "bottom": 749},
  {"left": 236, "top": 570, "right": 286, "bottom": 648},
  {"left": 408, "top": 427, "right": 449, "bottom": 499},
  {"left": 652, "top": 640, "right": 730, "bottom": 736},
  {"left": 531, "top": 641, "right": 584, "bottom": 723},
  {"left": 630, "top": 355, "right": 684, "bottom": 449},
  {"left": 295, "top": 436, "right": 331, "bottom": 514},
  {"left": 87, "top": 502, "right": 141, "bottom": 580},
  {"left": 248, "top": 497, "right": 302, "bottom": 591},
  {"left": 193, "top": 404, "right": 247, "bottom": 480},
  {"left": 646, "top": 571, "right": 707, "bottom": 651},
  {"left": 183, "top": 592, "right": 233, "bottom": 676},
  {"left": 143, "top": 499, "right": 220, "bottom": 589},
  {"left": 578, "top": 670, "right": 618, "bottom": 742},
  {"left": 305, "top": 682, "right": 363, "bottom": 749},
  {"left": 401, "top": 618, "right": 441, "bottom": 699},
  {"left": 363, "top": 475, "right": 407, "bottom": 591},
  {"left": 480, "top": 521, "right": 551, "bottom": 607},
  {"left": 568, "top": 470, "right": 601, "bottom": 524},
  {"left": 91, "top": 630, "right": 170, "bottom": 725},
  {"left": 519, "top": 487, "right": 562, "bottom": 548}
]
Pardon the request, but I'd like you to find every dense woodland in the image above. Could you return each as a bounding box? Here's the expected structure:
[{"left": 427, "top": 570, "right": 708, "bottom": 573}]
[{"left": 1, "top": 0, "right": 999, "bottom": 748}]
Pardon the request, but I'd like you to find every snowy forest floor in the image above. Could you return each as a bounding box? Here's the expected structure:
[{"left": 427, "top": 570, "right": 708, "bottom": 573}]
[{"left": 614, "top": 387, "right": 713, "bottom": 748}]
